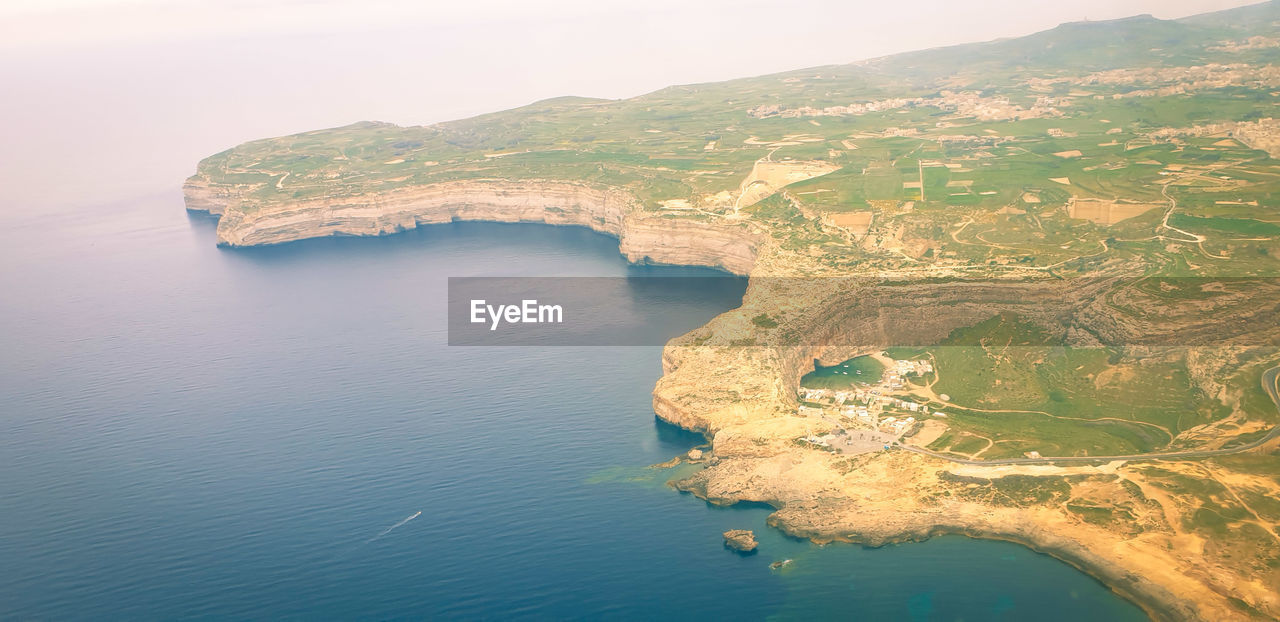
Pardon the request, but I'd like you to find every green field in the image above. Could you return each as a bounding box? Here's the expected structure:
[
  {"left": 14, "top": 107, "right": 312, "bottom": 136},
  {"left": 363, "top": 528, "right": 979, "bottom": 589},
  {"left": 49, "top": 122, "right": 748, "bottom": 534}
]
[
  {"left": 193, "top": 5, "right": 1280, "bottom": 460},
  {"left": 922, "top": 313, "right": 1239, "bottom": 458},
  {"left": 192, "top": 9, "right": 1280, "bottom": 277}
]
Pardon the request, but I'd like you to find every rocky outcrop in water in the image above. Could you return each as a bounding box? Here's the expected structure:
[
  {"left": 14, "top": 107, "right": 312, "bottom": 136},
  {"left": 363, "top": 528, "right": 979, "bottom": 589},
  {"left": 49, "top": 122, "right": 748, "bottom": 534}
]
[{"left": 722, "top": 529, "right": 758, "bottom": 553}]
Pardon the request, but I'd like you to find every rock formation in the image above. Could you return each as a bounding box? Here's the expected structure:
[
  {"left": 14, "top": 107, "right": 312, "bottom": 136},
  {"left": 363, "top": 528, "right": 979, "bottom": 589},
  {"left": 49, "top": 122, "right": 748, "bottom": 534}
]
[{"left": 722, "top": 529, "right": 758, "bottom": 553}]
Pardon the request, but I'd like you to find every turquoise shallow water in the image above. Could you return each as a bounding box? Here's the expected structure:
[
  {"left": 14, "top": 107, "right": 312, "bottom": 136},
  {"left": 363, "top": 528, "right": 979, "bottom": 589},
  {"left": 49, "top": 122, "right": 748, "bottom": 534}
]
[{"left": 0, "top": 193, "right": 1146, "bottom": 619}]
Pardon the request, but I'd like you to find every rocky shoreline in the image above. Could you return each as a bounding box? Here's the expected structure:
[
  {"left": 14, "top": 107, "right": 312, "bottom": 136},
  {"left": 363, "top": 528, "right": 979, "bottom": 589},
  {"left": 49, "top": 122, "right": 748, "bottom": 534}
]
[
  {"left": 183, "top": 178, "right": 1275, "bottom": 621},
  {"left": 671, "top": 447, "right": 1211, "bottom": 621},
  {"left": 183, "top": 176, "right": 761, "bottom": 276},
  {"left": 766, "top": 514, "right": 1188, "bottom": 621}
]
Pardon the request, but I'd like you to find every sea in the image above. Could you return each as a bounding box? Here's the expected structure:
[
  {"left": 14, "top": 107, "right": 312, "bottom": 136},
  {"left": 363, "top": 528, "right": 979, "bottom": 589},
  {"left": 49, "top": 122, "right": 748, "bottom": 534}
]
[{"left": 0, "top": 193, "right": 1147, "bottom": 619}]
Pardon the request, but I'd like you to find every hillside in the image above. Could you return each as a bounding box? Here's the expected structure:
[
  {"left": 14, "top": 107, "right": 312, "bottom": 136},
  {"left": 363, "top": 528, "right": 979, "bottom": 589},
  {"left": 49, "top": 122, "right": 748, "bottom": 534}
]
[
  {"left": 185, "top": 4, "right": 1280, "bottom": 619},
  {"left": 188, "top": 2, "right": 1280, "bottom": 278}
]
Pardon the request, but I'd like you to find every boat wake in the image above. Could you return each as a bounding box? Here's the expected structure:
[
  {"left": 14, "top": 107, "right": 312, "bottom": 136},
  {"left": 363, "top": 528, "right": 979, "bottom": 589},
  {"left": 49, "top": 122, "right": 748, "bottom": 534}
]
[{"left": 369, "top": 511, "right": 422, "bottom": 542}]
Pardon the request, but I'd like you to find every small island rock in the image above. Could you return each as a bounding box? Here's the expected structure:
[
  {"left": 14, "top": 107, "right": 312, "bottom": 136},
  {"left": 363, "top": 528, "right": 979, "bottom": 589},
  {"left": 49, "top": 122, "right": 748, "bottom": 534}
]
[{"left": 723, "top": 529, "right": 758, "bottom": 553}]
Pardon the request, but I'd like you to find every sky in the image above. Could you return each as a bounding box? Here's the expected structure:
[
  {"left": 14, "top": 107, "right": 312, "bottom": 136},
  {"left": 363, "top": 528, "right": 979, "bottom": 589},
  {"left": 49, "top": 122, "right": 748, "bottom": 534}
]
[
  {"left": 0, "top": 0, "right": 1265, "bottom": 209},
  {"left": 2, "top": 1, "right": 1265, "bottom": 66}
]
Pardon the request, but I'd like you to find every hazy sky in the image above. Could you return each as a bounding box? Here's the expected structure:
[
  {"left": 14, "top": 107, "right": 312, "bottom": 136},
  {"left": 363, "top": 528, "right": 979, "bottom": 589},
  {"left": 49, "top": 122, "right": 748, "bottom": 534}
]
[
  {"left": 0, "top": 0, "right": 1263, "bottom": 209},
  {"left": 0, "top": 0, "right": 1264, "bottom": 58}
]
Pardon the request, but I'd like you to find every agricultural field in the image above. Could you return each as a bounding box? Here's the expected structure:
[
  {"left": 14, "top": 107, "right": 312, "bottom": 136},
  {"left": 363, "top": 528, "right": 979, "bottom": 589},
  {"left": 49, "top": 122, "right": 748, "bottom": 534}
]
[
  {"left": 194, "top": 12, "right": 1280, "bottom": 281},
  {"left": 192, "top": 6, "right": 1280, "bottom": 461},
  {"left": 915, "top": 312, "right": 1273, "bottom": 459}
]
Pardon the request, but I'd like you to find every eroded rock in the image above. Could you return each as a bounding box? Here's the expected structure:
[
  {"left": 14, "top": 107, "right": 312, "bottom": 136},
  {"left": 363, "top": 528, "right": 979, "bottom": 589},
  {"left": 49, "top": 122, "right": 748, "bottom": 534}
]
[{"left": 723, "top": 529, "right": 758, "bottom": 553}]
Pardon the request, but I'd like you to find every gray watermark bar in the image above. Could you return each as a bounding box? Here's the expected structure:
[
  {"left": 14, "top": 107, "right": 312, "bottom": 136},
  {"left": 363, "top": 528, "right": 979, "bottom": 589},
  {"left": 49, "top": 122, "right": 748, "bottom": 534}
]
[
  {"left": 448, "top": 276, "right": 1280, "bottom": 347},
  {"left": 447, "top": 276, "right": 748, "bottom": 346}
]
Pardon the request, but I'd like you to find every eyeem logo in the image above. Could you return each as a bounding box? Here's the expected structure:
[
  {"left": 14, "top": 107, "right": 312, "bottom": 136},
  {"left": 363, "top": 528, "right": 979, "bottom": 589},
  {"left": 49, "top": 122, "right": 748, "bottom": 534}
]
[{"left": 470, "top": 299, "right": 564, "bottom": 331}]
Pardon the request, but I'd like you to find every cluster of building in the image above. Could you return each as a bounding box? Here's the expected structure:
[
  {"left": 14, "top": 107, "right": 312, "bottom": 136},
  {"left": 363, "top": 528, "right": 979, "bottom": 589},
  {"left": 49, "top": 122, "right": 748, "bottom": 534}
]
[
  {"left": 1207, "top": 36, "right": 1280, "bottom": 53},
  {"left": 1025, "top": 63, "right": 1280, "bottom": 97},
  {"left": 746, "top": 91, "right": 1065, "bottom": 122},
  {"left": 893, "top": 358, "right": 933, "bottom": 377},
  {"left": 879, "top": 415, "right": 917, "bottom": 435},
  {"left": 932, "top": 91, "right": 1066, "bottom": 122},
  {"left": 802, "top": 386, "right": 923, "bottom": 422},
  {"left": 747, "top": 97, "right": 915, "bottom": 119},
  {"left": 1150, "top": 118, "right": 1280, "bottom": 159},
  {"left": 934, "top": 134, "right": 1010, "bottom": 147},
  {"left": 794, "top": 357, "right": 948, "bottom": 453},
  {"left": 798, "top": 358, "right": 935, "bottom": 431}
]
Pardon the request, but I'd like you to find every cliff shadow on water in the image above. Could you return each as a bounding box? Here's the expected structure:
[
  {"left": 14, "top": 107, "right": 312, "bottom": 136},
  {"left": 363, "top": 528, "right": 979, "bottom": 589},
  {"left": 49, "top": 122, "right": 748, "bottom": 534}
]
[
  {"left": 206, "top": 221, "right": 626, "bottom": 267},
  {"left": 201, "top": 218, "right": 747, "bottom": 287},
  {"left": 184, "top": 208, "right": 221, "bottom": 236},
  {"left": 653, "top": 415, "right": 710, "bottom": 451}
]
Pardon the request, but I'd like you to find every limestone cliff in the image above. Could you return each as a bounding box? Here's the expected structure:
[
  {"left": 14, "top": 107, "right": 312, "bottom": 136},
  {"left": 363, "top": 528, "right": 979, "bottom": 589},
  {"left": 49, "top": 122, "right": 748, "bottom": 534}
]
[
  {"left": 650, "top": 278, "right": 1280, "bottom": 621},
  {"left": 183, "top": 176, "right": 761, "bottom": 276}
]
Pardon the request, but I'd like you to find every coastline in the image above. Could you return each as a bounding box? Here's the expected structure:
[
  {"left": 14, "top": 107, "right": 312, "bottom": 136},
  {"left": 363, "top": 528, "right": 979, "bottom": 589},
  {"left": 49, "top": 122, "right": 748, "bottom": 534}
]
[
  {"left": 183, "top": 178, "right": 1267, "bottom": 621},
  {"left": 671, "top": 461, "right": 1183, "bottom": 620},
  {"left": 764, "top": 515, "right": 1186, "bottom": 621},
  {"left": 183, "top": 176, "right": 762, "bottom": 277}
]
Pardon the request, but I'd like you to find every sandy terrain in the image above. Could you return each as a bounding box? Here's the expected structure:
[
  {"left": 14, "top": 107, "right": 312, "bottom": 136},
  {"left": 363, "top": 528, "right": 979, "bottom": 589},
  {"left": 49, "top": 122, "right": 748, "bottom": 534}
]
[
  {"left": 822, "top": 211, "right": 874, "bottom": 236},
  {"left": 1069, "top": 198, "right": 1163, "bottom": 224},
  {"left": 735, "top": 158, "right": 841, "bottom": 211}
]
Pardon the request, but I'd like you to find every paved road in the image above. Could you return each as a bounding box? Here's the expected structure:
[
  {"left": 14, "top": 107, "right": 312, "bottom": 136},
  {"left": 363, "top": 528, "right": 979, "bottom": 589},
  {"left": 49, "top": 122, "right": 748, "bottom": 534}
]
[
  {"left": 899, "top": 365, "right": 1280, "bottom": 466},
  {"left": 1264, "top": 365, "right": 1280, "bottom": 413}
]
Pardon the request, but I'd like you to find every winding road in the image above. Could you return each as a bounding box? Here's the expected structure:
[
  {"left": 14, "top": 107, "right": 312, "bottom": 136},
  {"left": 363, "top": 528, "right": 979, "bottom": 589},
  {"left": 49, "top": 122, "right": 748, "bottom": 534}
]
[{"left": 898, "top": 365, "right": 1280, "bottom": 466}]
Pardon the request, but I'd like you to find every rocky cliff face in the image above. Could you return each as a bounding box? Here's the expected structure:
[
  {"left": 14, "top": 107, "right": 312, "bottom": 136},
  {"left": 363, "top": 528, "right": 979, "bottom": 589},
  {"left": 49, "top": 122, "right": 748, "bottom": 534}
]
[
  {"left": 649, "top": 276, "right": 1280, "bottom": 621},
  {"left": 182, "top": 177, "right": 232, "bottom": 216},
  {"left": 184, "top": 169, "right": 1279, "bottom": 621},
  {"left": 183, "top": 177, "right": 761, "bottom": 276}
]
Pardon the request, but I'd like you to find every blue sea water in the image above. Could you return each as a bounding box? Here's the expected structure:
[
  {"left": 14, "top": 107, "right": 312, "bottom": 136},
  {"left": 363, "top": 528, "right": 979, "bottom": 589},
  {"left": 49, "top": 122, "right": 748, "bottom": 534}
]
[{"left": 0, "top": 192, "right": 1147, "bottom": 620}]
